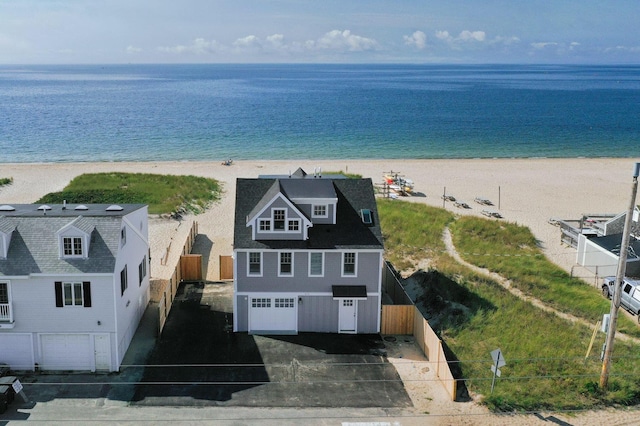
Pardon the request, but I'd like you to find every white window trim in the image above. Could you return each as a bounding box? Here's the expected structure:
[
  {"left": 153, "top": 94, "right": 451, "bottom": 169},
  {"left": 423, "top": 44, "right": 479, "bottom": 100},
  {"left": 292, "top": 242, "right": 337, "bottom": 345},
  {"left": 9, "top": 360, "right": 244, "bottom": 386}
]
[
  {"left": 312, "top": 204, "right": 328, "bottom": 218},
  {"left": 63, "top": 281, "right": 84, "bottom": 307},
  {"left": 308, "top": 252, "right": 325, "bottom": 277},
  {"left": 272, "top": 208, "right": 287, "bottom": 231},
  {"left": 259, "top": 219, "right": 271, "bottom": 231},
  {"left": 278, "top": 251, "right": 294, "bottom": 277},
  {"left": 341, "top": 252, "right": 357, "bottom": 277},
  {"left": 247, "top": 252, "right": 263, "bottom": 277},
  {"left": 61, "top": 235, "right": 86, "bottom": 258},
  {"left": 288, "top": 219, "right": 300, "bottom": 231}
]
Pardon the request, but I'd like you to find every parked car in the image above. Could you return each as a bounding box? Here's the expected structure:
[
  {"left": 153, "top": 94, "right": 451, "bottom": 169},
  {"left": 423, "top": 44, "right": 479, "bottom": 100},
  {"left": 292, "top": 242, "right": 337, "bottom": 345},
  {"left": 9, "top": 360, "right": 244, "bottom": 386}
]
[{"left": 602, "top": 276, "right": 640, "bottom": 323}]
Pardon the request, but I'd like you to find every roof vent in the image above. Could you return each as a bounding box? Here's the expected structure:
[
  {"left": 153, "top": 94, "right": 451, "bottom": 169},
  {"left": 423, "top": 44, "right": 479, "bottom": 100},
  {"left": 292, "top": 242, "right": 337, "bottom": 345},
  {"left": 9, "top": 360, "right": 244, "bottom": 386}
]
[
  {"left": 75, "top": 205, "right": 89, "bottom": 211},
  {"left": 106, "top": 205, "right": 124, "bottom": 211},
  {"left": 0, "top": 205, "right": 15, "bottom": 211}
]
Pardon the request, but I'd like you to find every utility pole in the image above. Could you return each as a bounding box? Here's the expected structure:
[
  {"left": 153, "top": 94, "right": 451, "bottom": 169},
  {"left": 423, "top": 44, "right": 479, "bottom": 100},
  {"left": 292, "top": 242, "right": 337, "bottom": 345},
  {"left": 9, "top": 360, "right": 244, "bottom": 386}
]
[{"left": 600, "top": 162, "right": 640, "bottom": 389}]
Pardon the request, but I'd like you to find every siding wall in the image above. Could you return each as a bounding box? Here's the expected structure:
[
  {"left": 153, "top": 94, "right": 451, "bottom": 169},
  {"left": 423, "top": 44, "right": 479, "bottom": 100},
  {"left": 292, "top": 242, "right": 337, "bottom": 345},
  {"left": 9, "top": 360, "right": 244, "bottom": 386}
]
[
  {"left": 235, "top": 293, "right": 381, "bottom": 333},
  {"left": 236, "top": 250, "right": 382, "bottom": 293},
  {"left": 114, "top": 207, "right": 150, "bottom": 366}
]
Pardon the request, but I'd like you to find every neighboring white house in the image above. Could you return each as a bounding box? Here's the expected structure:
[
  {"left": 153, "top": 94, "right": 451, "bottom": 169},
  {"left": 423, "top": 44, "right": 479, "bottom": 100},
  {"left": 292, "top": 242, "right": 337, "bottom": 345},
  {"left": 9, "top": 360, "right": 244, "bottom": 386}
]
[
  {"left": 233, "top": 168, "right": 385, "bottom": 335},
  {"left": 0, "top": 203, "right": 150, "bottom": 372},
  {"left": 576, "top": 207, "right": 640, "bottom": 277}
]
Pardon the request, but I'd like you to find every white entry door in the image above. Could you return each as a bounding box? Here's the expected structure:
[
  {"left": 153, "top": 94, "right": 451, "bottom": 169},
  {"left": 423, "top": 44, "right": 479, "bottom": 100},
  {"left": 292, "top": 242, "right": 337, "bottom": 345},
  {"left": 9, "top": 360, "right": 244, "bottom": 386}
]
[
  {"left": 339, "top": 299, "right": 357, "bottom": 333},
  {"left": 94, "top": 334, "right": 112, "bottom": 371}
]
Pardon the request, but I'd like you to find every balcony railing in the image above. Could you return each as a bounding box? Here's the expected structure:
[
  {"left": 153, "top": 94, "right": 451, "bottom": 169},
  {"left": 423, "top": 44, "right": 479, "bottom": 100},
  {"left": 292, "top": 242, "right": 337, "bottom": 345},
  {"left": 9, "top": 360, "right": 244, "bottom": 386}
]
[{"left": 0, "top": 303, "right": 12, "bottom": 322}]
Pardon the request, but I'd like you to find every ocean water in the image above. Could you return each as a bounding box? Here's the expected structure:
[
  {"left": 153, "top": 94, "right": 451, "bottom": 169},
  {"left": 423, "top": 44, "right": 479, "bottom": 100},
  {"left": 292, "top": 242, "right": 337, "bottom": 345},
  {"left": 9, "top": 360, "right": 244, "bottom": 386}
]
[{"left": 0, "top": 64, "right": 639, "bottom": 163}]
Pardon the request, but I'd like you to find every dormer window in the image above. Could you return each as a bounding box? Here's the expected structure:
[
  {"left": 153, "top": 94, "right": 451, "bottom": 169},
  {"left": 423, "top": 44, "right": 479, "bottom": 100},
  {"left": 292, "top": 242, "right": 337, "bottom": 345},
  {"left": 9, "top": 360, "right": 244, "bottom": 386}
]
[
  {"left": 63, "top": 236, "right": 84, "bottom": 257},
  {"left": 273, "top": 209, "right": 286, "bottom": 230},
  {"left": 259, "top": 220, "right": 271, "bottom": 231},
  {"left": 313, "top": 205, "right": 328, "bottom": 218},
  {"left": 288, "top": 220, "right": 300, "bottom": 231}
]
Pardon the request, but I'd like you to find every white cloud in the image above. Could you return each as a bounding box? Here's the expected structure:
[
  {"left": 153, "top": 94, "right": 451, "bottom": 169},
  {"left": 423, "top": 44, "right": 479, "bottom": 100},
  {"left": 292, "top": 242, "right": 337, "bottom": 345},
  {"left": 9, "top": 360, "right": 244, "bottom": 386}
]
[
  {"left": 314, "top": 30, "right": 379, "bottom": 51},
  {"left": 233, "top": 35, "right": 261, "bottom": 48},
  {"left": 436, "top": 30, "right": 486, "bottom": 44},
  {"left": 604, "top": 45, "right": 640, "bottom": 53},
  {"left": 158, "top": 38, "right": 224, "bottom": 55},
  {"left": 458, "top": 30, "right": 485, "bottom": 42},
  {"left": 435, "top": 30, "right": 451, "bottom": 41},
  {"left": 126, "top": 45, "right": 142, "bottom": 54},
  {"left": 530, "top": 42, "right": 558, "bottom": 50},
  {"left": 403, "top": 31, "right": 427, "bottom": 49}
]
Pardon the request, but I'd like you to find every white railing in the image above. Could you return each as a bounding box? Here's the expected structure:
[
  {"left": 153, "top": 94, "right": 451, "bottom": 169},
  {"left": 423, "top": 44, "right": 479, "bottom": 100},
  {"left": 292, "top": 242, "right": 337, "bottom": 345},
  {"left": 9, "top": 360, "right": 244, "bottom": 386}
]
[{"left": 0, "top": 303, "right": 12, "bottom": 322}]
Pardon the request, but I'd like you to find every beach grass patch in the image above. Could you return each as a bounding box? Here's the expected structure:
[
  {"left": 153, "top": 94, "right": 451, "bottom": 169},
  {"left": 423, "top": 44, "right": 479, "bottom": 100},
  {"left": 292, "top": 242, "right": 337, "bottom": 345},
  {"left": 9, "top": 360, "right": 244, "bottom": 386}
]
[
  {"left": 36, "top": 172, "right": 220, "bottom": 215},
  {"left": 377, "top": 200, "right": 640, "bottom": 411},
  {"left": 377, "top": 198, "right": 455, "bottom": 270},
  {"left": 0, "top": 177, "right": 13, "bottom": 187},
  {"left": 449, "top": 216, "right": 640, "bottom": 338}
]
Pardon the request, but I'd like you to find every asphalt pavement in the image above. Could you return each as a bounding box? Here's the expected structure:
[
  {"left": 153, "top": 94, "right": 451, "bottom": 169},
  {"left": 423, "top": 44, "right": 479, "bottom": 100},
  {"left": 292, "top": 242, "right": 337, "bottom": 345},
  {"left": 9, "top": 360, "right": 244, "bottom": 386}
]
[{"left": 0, "top": 281, "right": 413, "bottom": 424}]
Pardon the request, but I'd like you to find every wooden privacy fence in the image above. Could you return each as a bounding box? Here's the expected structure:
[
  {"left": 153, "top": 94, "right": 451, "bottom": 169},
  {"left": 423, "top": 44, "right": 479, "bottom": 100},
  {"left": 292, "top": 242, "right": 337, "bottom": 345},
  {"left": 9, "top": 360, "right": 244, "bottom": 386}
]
[
  {"left": 380, "top": 261, "right": 458, "bottom": 401},
  {"left": 219, "top": 255, "right": 233, "bottom": 280},
  {"left": 412, "top": 306, "right": 458, "bottom": 401},
  {"left": 150, "top": 221, "right": 199, "bottom": 334},
  {"left": 381, "top": 305, "right": 415, "bottom": 334}
]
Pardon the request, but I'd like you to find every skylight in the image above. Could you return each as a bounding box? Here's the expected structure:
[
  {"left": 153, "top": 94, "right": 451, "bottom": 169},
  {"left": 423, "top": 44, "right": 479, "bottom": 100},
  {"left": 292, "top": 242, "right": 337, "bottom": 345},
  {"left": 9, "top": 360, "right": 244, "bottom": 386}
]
[
  {"left": 0, "top": 205, "right": 15, "bottom": 211},
  {"left": 106, "top": 205, "right": 124, "bottom": 211},
  {"left": 360, "top": 209, "right": 373, "bottom": 225}
]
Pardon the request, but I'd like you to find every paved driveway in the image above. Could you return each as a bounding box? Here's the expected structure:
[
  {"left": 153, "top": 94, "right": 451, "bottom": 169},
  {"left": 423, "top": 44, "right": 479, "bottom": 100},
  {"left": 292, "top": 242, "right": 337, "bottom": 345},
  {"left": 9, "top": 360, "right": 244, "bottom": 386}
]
[
  {"left": 131, "top": 281, "right": 412, "bottom": 408},
  {"left": 6, "top": 281, "right": 411, "bottom": 411}
]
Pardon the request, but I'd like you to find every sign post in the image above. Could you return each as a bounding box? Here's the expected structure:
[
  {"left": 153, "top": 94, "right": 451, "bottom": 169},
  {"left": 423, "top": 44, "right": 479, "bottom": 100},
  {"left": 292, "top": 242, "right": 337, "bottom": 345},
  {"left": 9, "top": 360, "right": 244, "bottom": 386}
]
[{"left": 490, "top": 348, "right": 506, "bottom": 394}]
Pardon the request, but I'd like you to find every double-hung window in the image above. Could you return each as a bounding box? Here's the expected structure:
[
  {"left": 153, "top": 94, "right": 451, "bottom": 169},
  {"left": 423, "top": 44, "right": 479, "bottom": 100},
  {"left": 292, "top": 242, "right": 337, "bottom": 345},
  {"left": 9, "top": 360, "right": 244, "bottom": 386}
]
[
  {"left": 55, "top": 281, "right": 91, "bottom": 308},
  {"left": 120, "top": 266, "right": 128, "bottom": 295},
  {"left": 64, "top": 282, "right": 84, "bottom": 306},
  {"left": 273, "top": 209, "right": 286, "bottom": 230},
  {"left": 279, "top": 252, "right": 293, "bottom": 276},
  {"left": 343, "top": 252, "right": 356, "bottom": 276},
  {"left": 248, "top": 252, "right": 262, "bottom": 275},
  {"left": 0, "top": 283, "right": 9, "bottom": 318},
  {"left": 309, "top": 252, "right": 324, "bottom": 276},
  {"left": 288, "top": 220, "right": 300, "bottom": 231},
  {"left": 259, "top": 220, "right": 271, "bottom": 231},
  {"left": 313, "top": 205, "right": 327, "bottom": 218},
  {"left": 138, "top": 256, "right": 147, "bottom": 286},
  {"left": 63, "top": 236, "right": 83, "bottom": 257}
]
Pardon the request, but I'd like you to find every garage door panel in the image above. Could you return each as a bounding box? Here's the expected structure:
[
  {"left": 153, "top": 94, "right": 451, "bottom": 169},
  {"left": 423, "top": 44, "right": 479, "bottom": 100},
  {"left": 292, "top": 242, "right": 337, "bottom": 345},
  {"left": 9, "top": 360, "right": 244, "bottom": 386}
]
[
  {"left": 0, "top": 334, "right": 34, "bottom": 371},
  {"left": 41, "top": 334, "right": 92, "bottom": 371},
  {"left": 249, "top": 297, "right": 297, "bottom": 334}
]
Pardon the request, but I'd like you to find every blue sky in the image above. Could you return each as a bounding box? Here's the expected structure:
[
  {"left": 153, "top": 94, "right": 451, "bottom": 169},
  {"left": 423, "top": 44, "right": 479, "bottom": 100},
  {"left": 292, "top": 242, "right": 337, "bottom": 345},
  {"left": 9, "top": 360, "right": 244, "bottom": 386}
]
[{"left": 1, "top": 0, "right": 639, "bottom": 64}]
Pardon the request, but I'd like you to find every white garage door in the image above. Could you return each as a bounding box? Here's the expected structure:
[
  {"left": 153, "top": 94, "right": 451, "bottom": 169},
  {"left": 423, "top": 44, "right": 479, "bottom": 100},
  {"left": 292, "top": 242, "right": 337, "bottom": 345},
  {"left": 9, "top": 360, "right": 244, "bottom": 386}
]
[
  {"left": 249, "top": 297, "right": 297, "bottom": 334},
  {"left": 40, "top": 334, "right": 92, "bottom": 371},
  {"left": 0, "top": 334, "right": 34, "bottom": 371}
]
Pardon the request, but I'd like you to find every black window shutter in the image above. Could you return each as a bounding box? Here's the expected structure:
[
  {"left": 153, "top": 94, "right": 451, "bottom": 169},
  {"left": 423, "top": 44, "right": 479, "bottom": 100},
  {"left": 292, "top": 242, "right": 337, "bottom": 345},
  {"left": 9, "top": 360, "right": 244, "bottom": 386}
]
[
  {"left": 55, "top": 281, "right": 63, "bottom": 307},
  {"left": 83, "top": 281, "right": 92, "bottom": 307}
]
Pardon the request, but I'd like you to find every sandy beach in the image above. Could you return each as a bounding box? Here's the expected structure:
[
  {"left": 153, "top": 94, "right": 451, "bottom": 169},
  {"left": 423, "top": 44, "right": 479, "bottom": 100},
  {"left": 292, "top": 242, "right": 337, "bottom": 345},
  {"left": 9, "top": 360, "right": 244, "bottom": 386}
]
[{"left": 1, "top": 158, "right": 639, "bottom": 424}]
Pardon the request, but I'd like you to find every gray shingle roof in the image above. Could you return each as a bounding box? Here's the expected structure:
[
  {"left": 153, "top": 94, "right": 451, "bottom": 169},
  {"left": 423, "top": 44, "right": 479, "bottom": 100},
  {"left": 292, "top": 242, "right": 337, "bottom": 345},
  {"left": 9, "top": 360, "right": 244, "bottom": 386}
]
[
  {"left": 234, "top": 177, "right": 383, "bottom": 251},
  {"left": 0, "top": 204, "right": 145, "bottom": 276}
]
